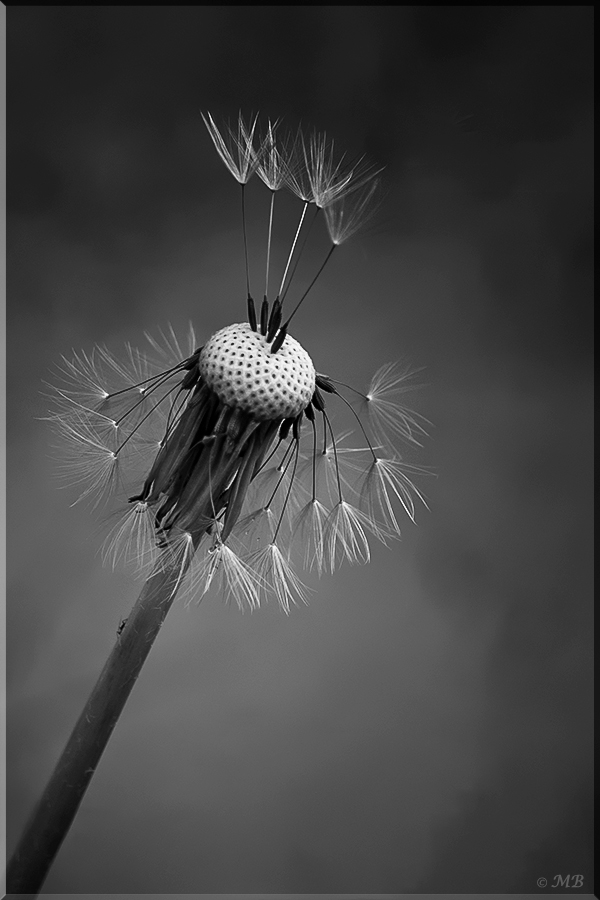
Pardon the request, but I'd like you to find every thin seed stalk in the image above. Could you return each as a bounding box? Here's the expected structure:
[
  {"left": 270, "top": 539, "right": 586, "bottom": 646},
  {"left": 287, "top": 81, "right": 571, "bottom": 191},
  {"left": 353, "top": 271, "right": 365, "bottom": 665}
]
[{"left": 6, "top": 550, "right": 197, "bottom": 895}]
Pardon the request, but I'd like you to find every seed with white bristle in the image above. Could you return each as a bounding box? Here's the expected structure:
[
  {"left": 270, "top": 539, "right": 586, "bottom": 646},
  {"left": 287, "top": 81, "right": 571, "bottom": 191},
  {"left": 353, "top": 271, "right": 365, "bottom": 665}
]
[{"left": 199, "top": 322, "right": 316, "bottom": 420}]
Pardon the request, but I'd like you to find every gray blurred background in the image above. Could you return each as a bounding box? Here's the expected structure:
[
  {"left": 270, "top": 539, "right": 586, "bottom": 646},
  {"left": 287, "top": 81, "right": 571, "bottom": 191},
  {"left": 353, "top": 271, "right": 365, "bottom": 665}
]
[{"left": 7, "top": 6, "right": 593, "bottom": 895}]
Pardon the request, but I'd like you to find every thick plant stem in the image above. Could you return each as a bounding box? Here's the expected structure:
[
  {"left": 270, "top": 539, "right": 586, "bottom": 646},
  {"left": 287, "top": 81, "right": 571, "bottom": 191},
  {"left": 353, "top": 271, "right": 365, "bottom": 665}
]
[{"left": 6, "top": 556, "right": 190, "bottom": 896}]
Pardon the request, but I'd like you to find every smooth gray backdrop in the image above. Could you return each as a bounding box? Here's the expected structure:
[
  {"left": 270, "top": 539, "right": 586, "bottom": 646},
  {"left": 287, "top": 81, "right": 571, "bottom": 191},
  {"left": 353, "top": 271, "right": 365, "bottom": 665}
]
[{"left": 7, "top": 6, "right": 593, "bottom": 895}]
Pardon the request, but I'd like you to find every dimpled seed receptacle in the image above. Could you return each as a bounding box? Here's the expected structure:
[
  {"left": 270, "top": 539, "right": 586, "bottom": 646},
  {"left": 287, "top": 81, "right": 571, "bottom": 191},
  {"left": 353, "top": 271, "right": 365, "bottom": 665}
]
[{"left": 199, "top": 322, "right": 316, "bottom": 420}]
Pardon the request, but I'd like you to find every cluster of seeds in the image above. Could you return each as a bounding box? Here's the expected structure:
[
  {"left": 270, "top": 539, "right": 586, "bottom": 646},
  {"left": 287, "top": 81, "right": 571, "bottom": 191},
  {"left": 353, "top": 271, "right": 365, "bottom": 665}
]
[
  {"left": 49, "top": 112, "right": 427, "bottom": 614},
  {"left": 199, "top": 323, "right": 315, "bottom": 421}
]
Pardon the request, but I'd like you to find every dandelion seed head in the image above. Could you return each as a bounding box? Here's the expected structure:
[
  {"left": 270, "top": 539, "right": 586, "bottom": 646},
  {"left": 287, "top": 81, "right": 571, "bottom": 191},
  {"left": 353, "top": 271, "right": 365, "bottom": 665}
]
[
  {"left": 250, "top": 542, "right": 310, "bottom": 614},
  {"left": 202, "top": 111, "right": 260, "bottom": 185},
  {"left": 292, "top": 498, "right": 329, "bottom": 573},
  {"left": 256, "top": 119, "right": 290, "bottom": 192},
  {"left": 48, "top": 113, "right": 429, "bottom": 613},
  {"left": 199, "top": 322, "right": 315, "bottom": 420},
  {"left": 325, "top": 500, "right": 371, "bottom": 571},
  {"left": 364, "top": 362, "right": 430, "bottom": 448},
  {"left": 232, "top": 506, "right": 277, "bottom": 553},
  {"left": 324, "top": 176, "right": 381, "bottom": 245},
  {"left": 302, "top": 131, "right": 353, "bottom": 208},
  {"left": 102, "top": 501, "right": 158, "bottom": 573}
]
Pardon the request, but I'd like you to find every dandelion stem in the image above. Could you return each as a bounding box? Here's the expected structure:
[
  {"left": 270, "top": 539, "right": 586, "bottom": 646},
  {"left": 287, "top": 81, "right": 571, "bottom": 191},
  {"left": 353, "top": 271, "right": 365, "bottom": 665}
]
[
  {"left": 284, "top": 244, "right": 336, "bottom": 328},
  {"left": 254, "top": 435, "right": 284, "bottom": 477},
  {"left": 114, "top": 384, "right": 183, "bottom": 456},
  {"left": 310, "top": 415, "right": 318, "bottom": 500},
  {"left": 112, "top": 364, "right": 186, "bottom": 427},
  {"left": 271, "top": 438, "right": 300, "bottom": 543},
  {"left": 326, "top": 376, "right": 367, "bottom": 399},
  {"left": 322, "top": 409, "right": 344, "bottom": 501},
  {"left": 264, "top": 437, "right": 296, "bottom": 510},
  {"left": 264, "top": 191, "right": 275, "bottom": 300},
  {"left": 329, "top": 387, "right": 378, "bottom": 462},
  {"left": 241, "top": 184, "right": 251, "bottom": 299},
  {"left": 6, "top": 547, "right": 198, "bottom": 896},
  {"left": 96, "top": 357, "right": 191, "bottom": 400},
  {"left": 280, "top": 206, "right": 320, "bottom": 305},
  {"left": 278, "top": 201, "right": 308, "bottom": 299}
]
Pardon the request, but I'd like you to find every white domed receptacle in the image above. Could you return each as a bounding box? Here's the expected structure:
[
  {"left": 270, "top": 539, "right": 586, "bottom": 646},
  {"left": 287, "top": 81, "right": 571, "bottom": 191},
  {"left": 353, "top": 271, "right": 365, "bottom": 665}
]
[{"left": 199, "top": 322, "right": 316, "bottom": 421}]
